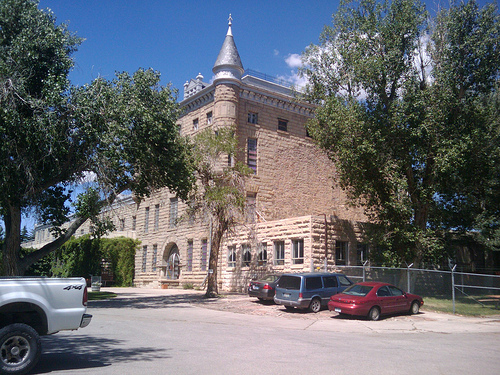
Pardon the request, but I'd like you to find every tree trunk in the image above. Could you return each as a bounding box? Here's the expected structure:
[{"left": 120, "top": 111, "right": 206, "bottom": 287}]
[
  {"left": 3, "top": 205, "right": 22, "bottom": 276},
  {"left": 205, "top": 222, "right": 225, "bottom": 298}
]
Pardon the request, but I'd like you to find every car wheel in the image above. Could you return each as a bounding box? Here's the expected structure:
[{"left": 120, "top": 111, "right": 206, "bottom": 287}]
[
  {"left": 410, "top": 301, "right": 420, "bottom": 315},
  {"left": 308, "top": 298, "right": 322, "bottom": 313},
  {"left": 368, "top": 306, "right": 381, "bottom": 321},
  {"left": 0, "top": 323, "right": 41, "bottom": 375},
  {"left": 284, "top": 306, "right": 295, "bottom": 312}
]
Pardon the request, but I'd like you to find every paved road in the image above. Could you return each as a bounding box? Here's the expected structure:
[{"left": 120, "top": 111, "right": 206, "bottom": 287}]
[{"left": 32, "top": 288, "right": 500, "bottom": 375}]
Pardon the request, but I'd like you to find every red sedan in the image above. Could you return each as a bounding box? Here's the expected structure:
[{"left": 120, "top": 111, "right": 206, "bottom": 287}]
[{"left": 328, "top": 281, "right": 424, "bottom": 321}]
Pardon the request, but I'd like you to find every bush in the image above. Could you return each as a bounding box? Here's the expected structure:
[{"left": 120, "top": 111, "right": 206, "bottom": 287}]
[
  {"left": 25, "top": 235, "right": 138, "bottom": 286},
  {"left": 100, "top": 237, "right": 138, "bottom": 286}
]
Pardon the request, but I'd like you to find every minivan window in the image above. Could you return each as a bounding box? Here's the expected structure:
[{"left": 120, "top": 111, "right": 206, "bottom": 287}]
[
  {"left": 338, "top": 275, "right": 352, "bottom": 287},
  {"left": 278, "top": 276, "right": 301, "bottom": 290},
  {"left": 305, "top": 277, "right": 323, "bottom": 290},
  {"left": 323, "top": 276, "right": 338, "bottom": 288}
]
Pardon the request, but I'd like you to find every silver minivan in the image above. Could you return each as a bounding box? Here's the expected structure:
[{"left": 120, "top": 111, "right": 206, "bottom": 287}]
[{"left": 274, "top": 272, "right": 353, "bottom": 313}]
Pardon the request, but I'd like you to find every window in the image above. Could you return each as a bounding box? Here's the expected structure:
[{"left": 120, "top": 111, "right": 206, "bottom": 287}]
[
  {"left": 119, "top": 218, "right": 125, "bottom": 231},
  {"left": 377, "top": 286, "right": 391, "bottom": 297},
  {"left": 144, "top": 207, "right": 150, "bottom": 233},
  {"left": 152, "top": 244, "right": 158, "bottom": 271},
  {"left": 248, "top": 112, "right": 258, "bottom": 124},
  {"left": 201, "top": 239, "right": 207, "bottom": 271},
  {"left": 80, "top": 229, "right": 85, "bottom": 235},
  {"left": 278, "top": 118, "right": 288, "bottom": 132},
  {"left": 187, "top": 240, "right": 193, "bottom": 272},
  {"left": 292, "top": 239, "right": 304, "bottom": 264},
  {"left": 305, "top": 277, "right": 322, "bottom": 290},
  {"left": 242, "top": 244, "right": 251, "bottom": 267},
  {"left": 142, "top": 245, "right": 148, "bottom": 272},
  {"left": 335, "top": 241, "right": 348, "bottom": 265},
  {"left": 247, "top": 138, "right": 257, "bottom": 173},
  {"left": 206, "top": 111, "right": 212, "bottom": 125},
  {"left": 132, "top": 216, "right": 137, "bottom": 231},
  {"left": 274, "top": 241, "right": 285, "bottom": 265},
  {"left": 388, "top": 285, "right": 404, "bottom": 296},
  {"left": 357, "top": 243, "right": 369, "bottom": 265},
  {"left": 170, "top": 198, "right": 178, "bottom": 228},
  {"left": 246, "top": 193, "right": 256, "bottom": 223},
  {"left": 154, "top": 204, "right": 160, "bottom": 231},
  {"left": 193, "top": 118, "right": 199, "bottom": 130},
  {"left": 227, "top": 245, "right": 236, "bottom": 268},
  {"left": 338, "top": 275, "right": 352, "bottom": 287},
  {"left": 258, "top": 242, "right": 267, "bottom": 266},
  {"left": 323, "top": 276, "right": 338, "bottom": 288}
]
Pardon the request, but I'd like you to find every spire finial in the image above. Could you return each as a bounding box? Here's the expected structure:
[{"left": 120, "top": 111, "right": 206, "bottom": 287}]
[{"left": 227, "top": 14, "right": 233, "bottom": 36}]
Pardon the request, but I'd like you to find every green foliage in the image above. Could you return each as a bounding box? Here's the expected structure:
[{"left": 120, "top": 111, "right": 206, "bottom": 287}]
[
  {"left": 100, "top": 237, "right": 138, "bottom": 287},
  {"left": 302, "top": 0, "right": 500, "bottom": 265},
  {"left": 0, "top": 0, "right": 195, "bottom": 275},
  {"left": 50, "top": 235, "right": 101, "bottom": 278},
  {"left": 36, "top": 235, "right": 138, "bottom": 286}
]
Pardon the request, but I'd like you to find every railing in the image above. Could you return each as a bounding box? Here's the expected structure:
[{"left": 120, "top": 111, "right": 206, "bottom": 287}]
[{"left": 243, "top": 69, "right": 293, "bottom": 88}]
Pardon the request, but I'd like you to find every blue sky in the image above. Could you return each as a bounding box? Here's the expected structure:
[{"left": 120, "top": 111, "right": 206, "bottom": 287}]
[
  {"left": 38, "top": 0, "right": 494, "bottom": 98},
  {"left": 39, "top": 0, "right": 342, "bottom": 95}
]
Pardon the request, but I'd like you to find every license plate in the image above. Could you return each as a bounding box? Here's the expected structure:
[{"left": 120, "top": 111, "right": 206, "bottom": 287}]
[
  {"left": 335, "top": 308, "right": 341, "bottom": 313},
  {"left": 283, "top": 293, "right": 291, "bottom": 298},
  {"left": 253, "top": 285, "right": 260, "bottom": 290}
]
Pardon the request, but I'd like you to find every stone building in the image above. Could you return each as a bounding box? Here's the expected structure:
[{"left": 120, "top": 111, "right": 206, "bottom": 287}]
[
  {"left": 27, "top": 18, "right": 370, "bottom": 291},
  {"left": 130, "top": 18, "right": 368, "bottom": 291}
]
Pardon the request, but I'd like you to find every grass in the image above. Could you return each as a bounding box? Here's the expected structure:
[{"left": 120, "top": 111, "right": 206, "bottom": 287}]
[
  {"left": 422, "top": 295, "right": 500, "bottom": 316},
  {"left": 88, "top": 291, "right": 117, "bottom": 301}
]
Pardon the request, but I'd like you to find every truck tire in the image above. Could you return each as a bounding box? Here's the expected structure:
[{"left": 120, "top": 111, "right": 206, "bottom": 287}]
[{"left": 0, "top": 323, "right": 42, "bottom": 375}]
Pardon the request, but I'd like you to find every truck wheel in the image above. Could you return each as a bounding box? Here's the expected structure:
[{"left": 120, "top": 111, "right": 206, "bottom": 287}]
[{"left": 0, "top": 323, "right": 41, "bottom": 375}]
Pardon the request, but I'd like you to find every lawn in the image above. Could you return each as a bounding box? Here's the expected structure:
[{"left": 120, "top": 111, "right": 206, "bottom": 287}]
[
  {"left": 422, "top": 295, "right": 500, "bottom": 316},
  {"left": 88, "top": 291, "right": 117, "bottom": 301}
]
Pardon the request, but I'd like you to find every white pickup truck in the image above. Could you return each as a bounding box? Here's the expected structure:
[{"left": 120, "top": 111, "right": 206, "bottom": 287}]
[{"left": 0, "top": 277, "right": 92, "bottom": 375}]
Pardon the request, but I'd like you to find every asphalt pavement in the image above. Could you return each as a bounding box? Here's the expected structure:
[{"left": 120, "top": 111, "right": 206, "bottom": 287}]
[{"left": 31, "top": 287, "right": 500, "bottom": 375}]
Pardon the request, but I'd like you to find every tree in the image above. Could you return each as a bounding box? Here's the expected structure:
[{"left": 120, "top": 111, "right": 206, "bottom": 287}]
[
  {"left": 190, "top": 126, "right": 251, "bottom": 297},
  {"left": 0, "top": 0, "right": 195, "bottom": 275},
  {"left": 302, "top": 0, "right": 499, "bottom": 266}
]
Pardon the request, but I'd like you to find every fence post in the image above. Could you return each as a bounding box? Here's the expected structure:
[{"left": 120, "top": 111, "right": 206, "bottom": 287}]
[
  {"left": 406, "top": 263, "right": 413, "bottom": 292},
  {"left": 363, "top": 260, "right": 368, "bottom": 282},
  {"left": 451, "top": 264, "right": 457, "bottom": 314}
]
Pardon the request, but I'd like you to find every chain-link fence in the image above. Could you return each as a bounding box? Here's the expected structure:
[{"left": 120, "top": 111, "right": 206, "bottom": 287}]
[{"left": 334, "top": 265, "right": 500, "bottom": 313}]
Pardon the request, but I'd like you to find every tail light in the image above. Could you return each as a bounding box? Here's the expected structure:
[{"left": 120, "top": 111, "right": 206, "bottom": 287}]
[
  {"left": 263, "top": 284, "right": 272, "bottom": 290},
  {"left": 299, "top": 293, "right": 303, "bottom": 299},
  {"left": 83, "top": 286, "right": 88, "bottom": 306}
]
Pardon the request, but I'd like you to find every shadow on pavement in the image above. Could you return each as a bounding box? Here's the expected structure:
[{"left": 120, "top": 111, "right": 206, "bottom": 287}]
[
  {"left": 88, "top": 292, "right": 221, "bottom": 310},
  {"left": 33, "top": 335, "right": 170, "bottom": 374}
]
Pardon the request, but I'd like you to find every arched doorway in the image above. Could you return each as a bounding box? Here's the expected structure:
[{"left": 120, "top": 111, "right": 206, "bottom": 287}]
[{"left": 165, "top": 245, "right": 180, "bottom": 280}]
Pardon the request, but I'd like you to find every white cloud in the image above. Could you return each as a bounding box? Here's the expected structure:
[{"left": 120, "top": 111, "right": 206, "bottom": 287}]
[
  {"left": 285, "top": 53, "right": 303, "bottom": 69},
  {"left": 274, "top": 49, "right": 280, "bottom": 56}
]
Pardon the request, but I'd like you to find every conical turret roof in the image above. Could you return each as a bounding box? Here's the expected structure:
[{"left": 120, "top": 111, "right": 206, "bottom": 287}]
[{"left": 213, "top": 15, "right": 244, "bottom": 81}]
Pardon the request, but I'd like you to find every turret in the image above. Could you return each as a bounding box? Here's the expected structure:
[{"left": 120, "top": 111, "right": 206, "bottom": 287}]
[{"left": 212, "top": 15, "right": 243, "bottom": 128}]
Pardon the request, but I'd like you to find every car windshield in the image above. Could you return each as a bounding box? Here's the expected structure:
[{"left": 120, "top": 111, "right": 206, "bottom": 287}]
[
  {"left": 277, "top": 276, "right": 301, "bottom": 290},
  {"left": 342, "top": 284, "right": 373, "bottom": 296}
]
